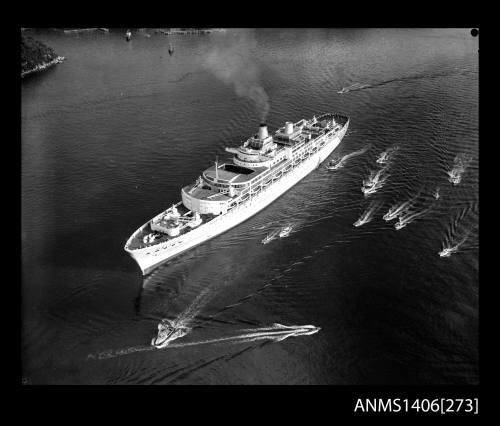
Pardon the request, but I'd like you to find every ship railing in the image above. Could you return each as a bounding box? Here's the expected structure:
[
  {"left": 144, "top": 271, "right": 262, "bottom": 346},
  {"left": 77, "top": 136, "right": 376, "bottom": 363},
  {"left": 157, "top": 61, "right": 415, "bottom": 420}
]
[
  {"left": 237, "top": 139, "right": 323, "bottom": 200},
  {"left": 189, "top": 179, "right": 203, "bottom": 194},
  {"left": 152, "top": 211, "right": 165, "bottom": 223},
  {"left": 206, "top": 192, "right": 226, "bottom": 200},
  {"left": 152, "top": 201, "right": 184, "bottom": 223},
  {"left": 176, "top": 215, "right": 197, "bottom": 222},
  {"left": 234, "top": 135, "right": 333, "bottom": 209}
]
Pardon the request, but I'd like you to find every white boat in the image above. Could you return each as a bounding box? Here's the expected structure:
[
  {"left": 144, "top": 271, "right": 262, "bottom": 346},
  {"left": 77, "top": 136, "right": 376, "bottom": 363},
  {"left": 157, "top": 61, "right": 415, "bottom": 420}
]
[
  {"left": 262, "top": 229, "right": 280, "bottom": 244},
  {"left": 151, "top": 319, "right": 190, "bottom": 348},
  {"left": 125, "top": 113, "right": 349, "bottom": 274},
  {"left": 327, "top": 157, "right": 342, "bottom": 170},
  {"left": 439, "top": 247, "right": 453, "bottom": 257},
  {"left": 279, "top": 225, "right": 293, "bottom": 238},
  {"left": 434, "top": 187, "right": 440, "bottom": 200}
]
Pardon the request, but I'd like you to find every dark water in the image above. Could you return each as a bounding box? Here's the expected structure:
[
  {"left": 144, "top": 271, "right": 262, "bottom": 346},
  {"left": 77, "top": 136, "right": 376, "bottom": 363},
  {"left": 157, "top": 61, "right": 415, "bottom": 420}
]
[{"left": 21, "top": 28, "right": 478, "bottom": 385}]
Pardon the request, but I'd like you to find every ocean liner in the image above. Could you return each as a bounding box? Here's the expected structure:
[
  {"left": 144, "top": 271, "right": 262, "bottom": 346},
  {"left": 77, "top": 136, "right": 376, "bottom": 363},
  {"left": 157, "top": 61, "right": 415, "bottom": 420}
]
[{"left": 125, "top": 113, "right": 349, "bottom": 274}]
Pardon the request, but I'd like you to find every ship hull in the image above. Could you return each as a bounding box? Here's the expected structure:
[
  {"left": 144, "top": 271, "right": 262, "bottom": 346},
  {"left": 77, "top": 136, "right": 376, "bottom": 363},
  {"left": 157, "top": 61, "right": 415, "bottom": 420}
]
[{"left": 127, "top": 120, "right": 348, "bottom": 274}]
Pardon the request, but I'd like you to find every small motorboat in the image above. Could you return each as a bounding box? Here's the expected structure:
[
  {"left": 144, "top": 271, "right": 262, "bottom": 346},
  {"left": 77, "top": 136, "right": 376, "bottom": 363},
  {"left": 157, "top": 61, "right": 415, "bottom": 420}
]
[
  {"left": 261, "top": 229, "right": 280, "bottom": 244},
  {"left": 328, "top": 157, "right": 342, "bottom": 167},
  {"left": 448, "top": 169, "right": 462, "bottom": 184},
  {"left": 327, "top": 161, "right": 344, "bottom": 170},
  {"left": 439, "top": 247, "right": 453, "bottom": 257},
  {"left": 434, "top": 187, "right": 440, "bottom": 200},
  {"left": 394, "top": 219, "right": 407, "bottom": 230},
  {"left": 151, "top": 319, "right": 189, "bottom": 348},
  {"left": 376, "top": 152, "right": 388, "bottom": 164},
  {"left": 279, "top": 225, "right": 292, "bottom": 238}
]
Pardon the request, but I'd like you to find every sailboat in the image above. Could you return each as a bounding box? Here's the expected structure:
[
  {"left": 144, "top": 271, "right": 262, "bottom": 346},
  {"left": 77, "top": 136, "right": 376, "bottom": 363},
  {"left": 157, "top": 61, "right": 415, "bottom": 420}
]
[
  {"left": 125, "top": 29, "right": 132, "bottom": 41},
  {"left": 168, "top": 43, "right": 174, "bottom": 55}
]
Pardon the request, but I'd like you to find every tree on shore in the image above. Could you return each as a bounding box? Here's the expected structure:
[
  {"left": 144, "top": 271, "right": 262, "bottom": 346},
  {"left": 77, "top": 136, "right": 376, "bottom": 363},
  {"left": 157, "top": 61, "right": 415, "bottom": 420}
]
[{"left": 21, "top": 35, "right": 59, "bottom": 74}]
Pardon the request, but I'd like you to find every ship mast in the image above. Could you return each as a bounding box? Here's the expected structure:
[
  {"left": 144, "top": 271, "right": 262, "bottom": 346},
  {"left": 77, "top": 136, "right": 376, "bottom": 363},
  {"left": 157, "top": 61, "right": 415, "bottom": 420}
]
[{"left": 215, "top": 155, "right": 218, "bottom": 180}]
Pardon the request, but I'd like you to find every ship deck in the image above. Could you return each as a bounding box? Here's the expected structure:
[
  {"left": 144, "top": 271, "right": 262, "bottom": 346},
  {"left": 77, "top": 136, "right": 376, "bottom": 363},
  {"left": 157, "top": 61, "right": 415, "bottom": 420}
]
[
  {"left": 188, "top": 185, "right": 231, "bottom": 201},
  {"left": 203, "top": 164, "right": 268, "bottom": 184},
  {"left": 127, "top": 203, "right": 216, "bottom": 251}
]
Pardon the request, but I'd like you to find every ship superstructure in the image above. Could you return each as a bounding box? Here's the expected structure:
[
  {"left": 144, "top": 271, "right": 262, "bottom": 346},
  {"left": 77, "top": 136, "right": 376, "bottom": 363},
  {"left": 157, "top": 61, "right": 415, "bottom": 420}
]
[{"left": 125, "top": 113, "right": 349, "bottom": 274}]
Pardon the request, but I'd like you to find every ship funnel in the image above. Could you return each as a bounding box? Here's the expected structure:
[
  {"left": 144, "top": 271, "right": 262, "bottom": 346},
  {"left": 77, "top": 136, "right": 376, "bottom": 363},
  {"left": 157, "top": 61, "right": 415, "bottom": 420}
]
[
  {"left": 285, "top": 122, "right": 294, "bottom": 135},
  {"left": 258, "top": 123, "right": 268, "bottom": 140}
]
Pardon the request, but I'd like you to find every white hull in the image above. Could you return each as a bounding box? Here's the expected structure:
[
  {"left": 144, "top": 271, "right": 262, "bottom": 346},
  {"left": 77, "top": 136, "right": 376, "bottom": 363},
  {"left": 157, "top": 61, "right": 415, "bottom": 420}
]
[{"left": 127, "top": 124, "right": 347, "bottom": 274}]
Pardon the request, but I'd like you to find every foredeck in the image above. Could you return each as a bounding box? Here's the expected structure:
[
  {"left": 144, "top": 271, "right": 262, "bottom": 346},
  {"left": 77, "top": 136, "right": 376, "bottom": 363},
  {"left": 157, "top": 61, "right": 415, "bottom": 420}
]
[{"left": 127, "top": 202, "right": 217, "bottom": 251}]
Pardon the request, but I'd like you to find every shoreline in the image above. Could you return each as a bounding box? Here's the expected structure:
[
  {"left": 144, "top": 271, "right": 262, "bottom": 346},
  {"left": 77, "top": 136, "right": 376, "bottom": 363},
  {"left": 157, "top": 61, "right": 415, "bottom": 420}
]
[
  {"left": 155, "top": 28, "right": 225, "bottom": 36},
  {"left": 63, "top": 28, "right": 109, "bottom": 34},
  {"left": 21, "top": 56, "right": 65, "bottom": 78}
]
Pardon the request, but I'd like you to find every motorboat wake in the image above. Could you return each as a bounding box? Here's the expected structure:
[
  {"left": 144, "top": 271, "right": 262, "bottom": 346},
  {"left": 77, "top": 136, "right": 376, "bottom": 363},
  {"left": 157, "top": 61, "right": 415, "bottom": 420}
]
[
  {"left": 394, "top": 206, "right": 432, "bottom": 230},
  {"left": 354, "top": 201, "right": 381, "bottom": 227},
  {"left": 362, "top": 168, "right": 389, "bottom": 196},
  {"left": 239, "top": 323, "right": 320, "bottom": 336},
  {"left": 153, "top": 323, "right": 320, "bottom": 350},
  {"left": 337, "top": 83, "right": 371, "bottom": 94},
  {"left": 362, "top": 178, "right": 387, "bottom": 196},
  {"left": 91, "top": 323, "right": 321, "bottom": 360},
  {"left": 383, "top": 196, "right": 418, "bottom": 221},
  {"left": 151, "top": 286, "right": 214, "bottom": 349},
  {"left": 327, "top": 144, "right": 371, "bottom": 170},
  {"left": 376, "top": 145, "right": 399, "bottom": 164},
  {"left": 439, "top": 234, "right": 469, "bottom": 257},
  {"left": 262, "top": 228, "right": 281, "bottom": 244}
]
